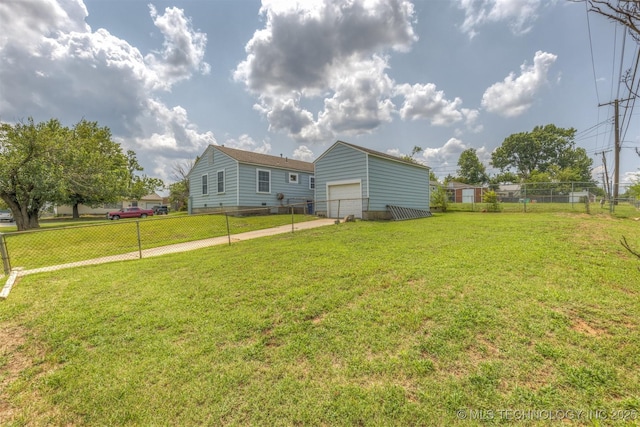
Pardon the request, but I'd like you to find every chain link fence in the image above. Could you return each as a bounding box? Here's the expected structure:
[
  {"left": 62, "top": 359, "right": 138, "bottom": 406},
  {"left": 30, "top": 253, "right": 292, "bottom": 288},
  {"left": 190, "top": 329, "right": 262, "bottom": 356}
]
[
  {"left": 444, "top": 182, "right": 638, "bottom": 214},
  {"left": 0, "top": 202, "right": 322, "bottom": 275}
]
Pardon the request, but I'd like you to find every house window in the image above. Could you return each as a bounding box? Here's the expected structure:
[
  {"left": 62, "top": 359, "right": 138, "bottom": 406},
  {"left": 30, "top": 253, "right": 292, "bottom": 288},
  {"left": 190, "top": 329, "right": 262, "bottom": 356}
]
[
  {"left": 202, "top": 174, "right": 208, "bottom": 195},
  {"left": 309, "top": 176, "right": 315, "bottom": 190},
  {"left": 288, "top": 172, "right": 298, "bottom": 183},
  {"left": 257, "top": 169, "right": 270, "bottom": 193},
  {"left": 131, "top": 201, "right": 138, "bottom": 207},
  {"left": 217, "top": 170, "right": 225, "bottom": 193}
]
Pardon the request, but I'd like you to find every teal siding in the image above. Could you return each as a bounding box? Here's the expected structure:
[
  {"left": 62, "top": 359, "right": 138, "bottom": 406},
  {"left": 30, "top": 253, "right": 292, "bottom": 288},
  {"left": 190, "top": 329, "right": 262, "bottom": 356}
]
[
  {"left": 189, "top": 146, "right": 238, "bottom": 209},
  {"left": 314, "top": 142, "right": 430, "bottom": 215},
  {"left": 238, "top": 164, "right": 314, "bottom": 207},
  {"left": 314, "top": 143, "right": 368, "bottom": 214},
  {"left": 368, "top": 156, "right": 430, "bottom": 211}
]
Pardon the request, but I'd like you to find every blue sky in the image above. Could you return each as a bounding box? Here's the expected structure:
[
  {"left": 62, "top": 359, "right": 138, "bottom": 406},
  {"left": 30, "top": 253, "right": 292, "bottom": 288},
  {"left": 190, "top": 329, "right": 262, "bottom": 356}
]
[{"left": 1, "top": 0, "right": 638, "bottom": 188}]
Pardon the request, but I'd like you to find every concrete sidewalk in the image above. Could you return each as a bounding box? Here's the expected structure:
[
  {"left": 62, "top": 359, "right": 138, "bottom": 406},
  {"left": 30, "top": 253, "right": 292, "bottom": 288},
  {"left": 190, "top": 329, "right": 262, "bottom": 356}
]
[{"left": 15, "top": 218, "right": 338, "bottom": 277}]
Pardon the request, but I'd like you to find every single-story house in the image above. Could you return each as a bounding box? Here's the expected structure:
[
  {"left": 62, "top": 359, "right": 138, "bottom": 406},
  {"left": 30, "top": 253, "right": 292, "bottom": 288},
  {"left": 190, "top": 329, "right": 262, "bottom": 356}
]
[
  {"left": 314, "top": 141, "right": 431, "bottom": 220},
  {"left": 188, "top": 145, "right": 315, "bottom": 214},
  {"left": 54, "top": 193, "right": 164, "bottom": 216},
  {"left": 568, "top": 191, "right": 597, "bottom": 203},
  {"left": 446, "top": 181, "right": 486, "bottom": 203}
]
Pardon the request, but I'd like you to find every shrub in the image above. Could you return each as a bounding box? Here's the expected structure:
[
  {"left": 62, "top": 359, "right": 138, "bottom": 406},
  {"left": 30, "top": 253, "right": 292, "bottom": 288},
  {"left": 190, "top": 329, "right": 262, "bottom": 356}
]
[
  {"left": 483, "top": 190, "right": 501, "bottom": 212},
  {"left": 431, "top": 186, "right": 448, "bottom": 212}
]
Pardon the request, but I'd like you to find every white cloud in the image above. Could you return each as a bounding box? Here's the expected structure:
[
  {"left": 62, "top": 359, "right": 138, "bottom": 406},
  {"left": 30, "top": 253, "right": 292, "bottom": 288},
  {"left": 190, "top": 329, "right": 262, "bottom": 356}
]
[
  {"left": 456, "top": 0, "right": 543, "bottom": 38},
  {"left": 417, "top": 138, "right": 491, "bottom": 177},
  {"left": 224, "top": 134, "right": 272, "bottom": 154},
  {"left": 292, "top": 145, "right": 315, "bottom": 162},
  {"left": 481, "top": 50, "right": 557, "bottom": 117},
  {"left": 234, "top": 0, "right": 418, "bottom": 142},
  {"left": 0, "top": 0, "right": 212, "bottom": 181},
  {"left": 420, "top": 138, "right": 468, "bottom": 167},
  {"left": 235, "top": 0, "right": 416, "bottom": 94},
  {"left": 146, "top": 5, "right": 210, "bottom": 88},
  {"left": 317, "top": 56, "right": 396, "bottom": 135},
  {"left": 395, "top": 82, "right": 474, "bottom": 126}
]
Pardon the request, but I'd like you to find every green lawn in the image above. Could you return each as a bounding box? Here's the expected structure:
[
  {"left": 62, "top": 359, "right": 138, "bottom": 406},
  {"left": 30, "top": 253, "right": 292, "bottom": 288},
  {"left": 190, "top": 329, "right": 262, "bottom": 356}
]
[
  {"left": 2, "top": 213, "right": 316, "bottom": 271},
  {"left": 1, "top": 212, "right": 639, "bottom": 425}
]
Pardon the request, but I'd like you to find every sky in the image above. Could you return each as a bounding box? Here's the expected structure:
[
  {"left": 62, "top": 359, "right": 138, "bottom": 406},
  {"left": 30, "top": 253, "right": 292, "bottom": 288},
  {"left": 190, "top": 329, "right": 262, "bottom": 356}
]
[{"left": 1, "top": 0, "right": 639, "bottom": 190}]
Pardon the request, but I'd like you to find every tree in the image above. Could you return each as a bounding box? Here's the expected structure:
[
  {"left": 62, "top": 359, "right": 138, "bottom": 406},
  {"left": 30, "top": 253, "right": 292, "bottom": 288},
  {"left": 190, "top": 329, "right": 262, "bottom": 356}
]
[
  {"left": 168, "top": 159, "right": 195, "bottom": 211},
  {"left": 457, "top": 148, "right": 488, "bottom": 184},
  {"left": 58, "top": 120, "right": 130, "bottom": 219},
  {"left": 0, "top": 118, "right": 68, "bottom": 230},
  {"left": 125, "top": 150, "right": 164, "bottom": 201},
  {"left": 429, "top": 170, "right": 438, "bottom": 183},
  {"left": 490, "top": 124, "right": 592, "bottom": 181},
  {"left": 400, "top": 145, "right": 424, "bottom": 164},
  {"left": 587, "top": 1, "right": 640, "bottom": 42}
]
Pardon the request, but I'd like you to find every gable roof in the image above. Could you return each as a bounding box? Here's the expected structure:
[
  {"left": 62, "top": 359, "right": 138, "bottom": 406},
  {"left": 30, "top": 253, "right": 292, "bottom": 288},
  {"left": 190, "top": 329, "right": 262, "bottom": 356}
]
[
  {"left": 215, "top": 145, "right": 314, "bottom": 173},
  {"left": 446, "top": 181, "right": 486, "bottom": 190},
  {"left": 315, "top": 140, "right": 430, "bottom": 169}
]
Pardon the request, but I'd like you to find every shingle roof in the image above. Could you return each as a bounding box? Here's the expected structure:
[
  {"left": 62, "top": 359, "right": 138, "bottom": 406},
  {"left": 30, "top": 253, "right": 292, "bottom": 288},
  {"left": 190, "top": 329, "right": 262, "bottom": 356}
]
[{"left": 215, "top": 145, "right": 314, "bottom": 173}]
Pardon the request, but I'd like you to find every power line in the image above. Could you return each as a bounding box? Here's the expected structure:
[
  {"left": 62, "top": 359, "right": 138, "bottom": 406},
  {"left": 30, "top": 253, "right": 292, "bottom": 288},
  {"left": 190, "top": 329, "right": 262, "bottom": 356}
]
[{"left": 585, "top": 0, "right": 601, "bottom": 105}]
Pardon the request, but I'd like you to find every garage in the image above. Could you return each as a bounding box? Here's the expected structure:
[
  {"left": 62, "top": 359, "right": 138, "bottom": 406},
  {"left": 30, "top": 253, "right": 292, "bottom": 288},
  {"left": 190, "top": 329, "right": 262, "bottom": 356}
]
[
  {"left": 462, "top": 188, "right": 475, "bottom": 203},
  {"left": 327, "top": 182, "right": 362, "bottom": 218}
]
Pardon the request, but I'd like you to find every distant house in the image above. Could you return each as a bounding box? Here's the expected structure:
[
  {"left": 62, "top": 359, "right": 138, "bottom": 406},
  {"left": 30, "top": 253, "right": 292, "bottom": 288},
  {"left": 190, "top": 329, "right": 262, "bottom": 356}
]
[
  {"left": 496, "top": 184, "right": 522, "bottom": 202},
  {"left": 54, "top": 193, "right": 164, "bottom": 216},
  {"left": 188, "top": 145, "right": 315, "bottom": 214},
  {"left": 314, "top": 141, "right": 431, "bottom": 220},
  {"left": 446, "top": 181, "right": 486, "bottom": 203}
]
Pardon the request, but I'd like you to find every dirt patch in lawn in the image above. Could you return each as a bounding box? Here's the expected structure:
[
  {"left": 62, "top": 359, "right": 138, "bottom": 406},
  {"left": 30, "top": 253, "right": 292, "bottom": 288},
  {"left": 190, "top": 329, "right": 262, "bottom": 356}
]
[{"left": 0, "top": 323, "right": 34, "bottom": 423}]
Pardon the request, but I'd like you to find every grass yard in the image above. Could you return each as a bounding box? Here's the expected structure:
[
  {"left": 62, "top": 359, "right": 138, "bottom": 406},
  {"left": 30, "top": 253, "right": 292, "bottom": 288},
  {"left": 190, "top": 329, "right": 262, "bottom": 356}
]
[
  {"left": 1, "top": 211, "right": 640, "bottom": 425},
  {"left": 2, "top": 213, "right": 316, "bottom": 271}
]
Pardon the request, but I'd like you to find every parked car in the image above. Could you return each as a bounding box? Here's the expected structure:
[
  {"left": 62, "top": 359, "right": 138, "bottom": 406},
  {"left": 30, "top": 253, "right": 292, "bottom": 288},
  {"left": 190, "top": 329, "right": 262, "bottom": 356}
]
[
  {"left": 0, "top": 209, "right": 13, "bottom": 222},
  {"left": 106, "top": 207, "right": 154, "bottom": 220},
  {"left": 153, "top": 205, "right": 169, "bottom": 215}
]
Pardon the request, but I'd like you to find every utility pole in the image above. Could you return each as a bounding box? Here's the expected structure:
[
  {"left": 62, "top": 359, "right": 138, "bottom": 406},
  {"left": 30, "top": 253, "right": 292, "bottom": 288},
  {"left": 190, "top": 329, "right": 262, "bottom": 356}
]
[
  {"left": 599, "top": 98, "right": 632, "bottom": 206},
  {"left": 613, "top": 99, "right": 620, "bottom": 205},
  {"left": 596, "top": 149, "right": 612, "bottom": 212},
  {"left": 595, "top": 149, "right": 612, "bottom": 199}
]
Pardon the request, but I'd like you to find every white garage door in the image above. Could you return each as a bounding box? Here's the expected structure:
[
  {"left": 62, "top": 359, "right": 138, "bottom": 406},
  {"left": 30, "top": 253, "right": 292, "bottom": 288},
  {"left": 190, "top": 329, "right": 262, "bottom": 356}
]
[
  {"left": 462, "top": 188, "right": 475, "bottom": 203},
  {"left": 328, "top": 183, "right": 362, "bottom": 218}
]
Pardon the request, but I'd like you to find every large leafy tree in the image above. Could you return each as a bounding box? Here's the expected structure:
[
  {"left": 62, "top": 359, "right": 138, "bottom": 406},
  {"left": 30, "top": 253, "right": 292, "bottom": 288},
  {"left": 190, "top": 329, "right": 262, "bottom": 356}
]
[
  {"left": 457, "top": 148, "right": 488, "bottom": 184},
  {"left": 59, "top": 120, "right": 130, "bottom": 219},
  {"left": 491, "top": 124, "right": 593, "bottom": 181},
  {"left": 0, "top": 118, "right": 68, "bottom": 230},
  {"left": 125, "top": 150, "right": 164, "bottom": 201}
]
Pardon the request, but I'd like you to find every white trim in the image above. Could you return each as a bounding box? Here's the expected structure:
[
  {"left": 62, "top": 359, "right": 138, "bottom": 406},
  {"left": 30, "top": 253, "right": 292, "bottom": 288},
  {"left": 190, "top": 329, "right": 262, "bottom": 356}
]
[
  {"left": 288, "top": 172, "right": 299, "bottom": 184},
  {"left": 326, "top": 178, "right": 361, "bottom": 187},
  {"left": 256, "top": 168, "right": 271, "bottom": 194},
  {"left": 314, "top": 140, "right": 429, "bottom": 170},
  {"left": 365, "top": 154, "right": 369, "bottom": 198},
  {"left": 309, "top": 175, "right": 315, "bottom": 190},
  {"left": 201, "top": 173, "right": 208, "bottom": 195},
  {"left": 217, "top": 169, "right": 225, "bottom": 194},
  {"left": 236, "top": 163, "right": 240, "bottom": 205}
]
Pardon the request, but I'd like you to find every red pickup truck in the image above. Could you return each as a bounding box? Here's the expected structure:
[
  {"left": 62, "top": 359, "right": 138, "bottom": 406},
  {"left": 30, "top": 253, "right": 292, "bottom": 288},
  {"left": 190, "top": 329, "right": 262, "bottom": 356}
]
[{"left": 106, "top": 207, "right": 154, "bottom": 220}]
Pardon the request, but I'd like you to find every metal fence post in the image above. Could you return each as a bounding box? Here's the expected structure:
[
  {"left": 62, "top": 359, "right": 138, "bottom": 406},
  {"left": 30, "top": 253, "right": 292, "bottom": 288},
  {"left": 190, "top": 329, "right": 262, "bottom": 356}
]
[
  {"left": 0, "top": 233, "right": 11, "bottom": 275},
  {"left": 225, "top": 213, "right": 231, "bottom": 246},
  {"left": 291, "top": 206, "right": 294, "bottom": 233},
  {"left": 136, "top": 221, "right": 142, "bottom": 259},
  {"left": 337, "top": 199, "right": 341, "bottom": 218}
]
